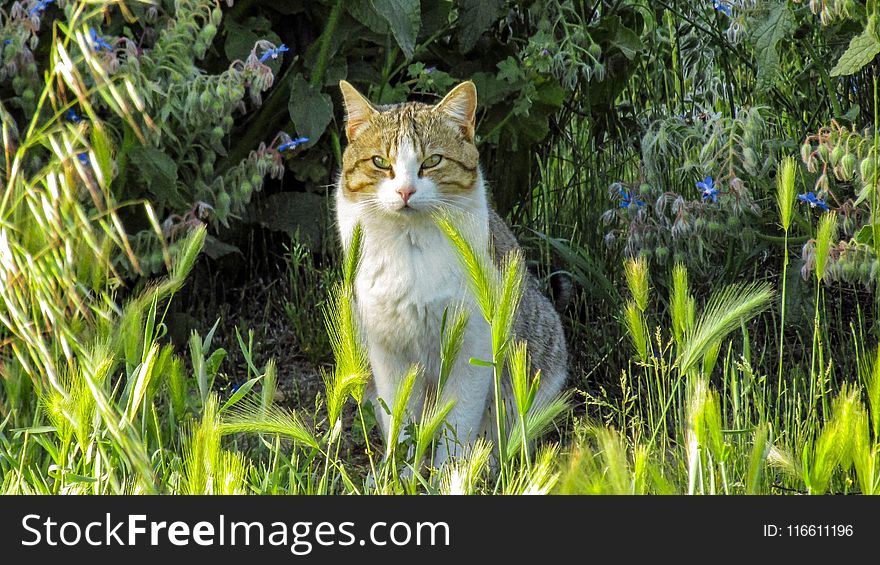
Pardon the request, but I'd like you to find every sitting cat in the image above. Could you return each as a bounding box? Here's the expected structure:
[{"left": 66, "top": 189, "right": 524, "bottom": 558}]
[{"left": 335, "top": 80, "right": 567, "bottom": 466}]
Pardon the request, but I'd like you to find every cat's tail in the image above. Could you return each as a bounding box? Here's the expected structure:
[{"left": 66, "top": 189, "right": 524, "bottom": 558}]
[{"left": 549, "top": 270, "right": 574, "bottom": 313}]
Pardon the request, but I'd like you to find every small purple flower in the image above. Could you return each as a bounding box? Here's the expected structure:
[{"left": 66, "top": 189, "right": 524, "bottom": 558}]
[
  {"left": 278, "top": 136, "right": 310, "bottom": 151},
  {"left": 66, "top": 109, "right": 82, "bottom": 123},
  {"left": 28, "top": 0, "right": 54, "bottom": 16},
  {"left": 3, "top": 39, "right": 11, "bottom": 46},
  {"left": 541, "top": 48, "right": 550, "bottom": 56},
  {"left": 619, "top": 188, "right": 645, "bottom": 209},
  {"left": 797, "top": 192, "right": 830, "bottom": 211},
  {"left": 696, "top": 175, "right": 719, "bottom": 203},
  {"left": 713, "top": 1, "right": 732, "bottom": 16},
  {"left": 259, "top": 44, "right": 289, "bottom": 63},
  {"left": 77, "top": 153, "right": 89, "bottom": 165},
  {"left": 231, "top": 382, "right": 241, "bottom": 393},
  {"left": 89, "top": 28, "right": 114, "bottom": 51},
  {"left": 424, "top": 66, "right": 436, "bottom": 74}
]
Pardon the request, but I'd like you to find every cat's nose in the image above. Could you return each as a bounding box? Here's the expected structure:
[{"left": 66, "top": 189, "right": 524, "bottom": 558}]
[{"left": 397, "top": 186, "right": 415, "bottom": 206}]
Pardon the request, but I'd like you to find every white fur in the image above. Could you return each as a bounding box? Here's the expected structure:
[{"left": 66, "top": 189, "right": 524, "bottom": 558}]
[{"left": 336, "top": 145, "right": 492, "bottom": 467}]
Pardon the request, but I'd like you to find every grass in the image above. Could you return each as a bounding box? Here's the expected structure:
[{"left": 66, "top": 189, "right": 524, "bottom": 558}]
[{"left": 2, "top": 1, "right": 880, "bottom": 495}]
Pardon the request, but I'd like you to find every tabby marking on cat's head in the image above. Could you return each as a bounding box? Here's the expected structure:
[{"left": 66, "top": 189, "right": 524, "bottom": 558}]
[{"left": 338, "top": 80, "right": 480, "bottom": 215}]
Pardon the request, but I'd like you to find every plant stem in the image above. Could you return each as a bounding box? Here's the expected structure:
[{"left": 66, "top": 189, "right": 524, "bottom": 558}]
[{"left": 776, "top": 231, "right": 789, "bottom": 410}]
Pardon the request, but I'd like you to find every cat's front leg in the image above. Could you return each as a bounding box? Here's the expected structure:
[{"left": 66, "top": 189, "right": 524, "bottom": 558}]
[
  {"left": 366, "top": 338, "right": 424, "bottom": 450},
  {"left": 432, "top": 321, "right": 493, "bottom": 468}
]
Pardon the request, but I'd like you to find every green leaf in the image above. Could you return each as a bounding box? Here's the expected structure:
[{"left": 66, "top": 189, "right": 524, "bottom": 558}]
[
  {"left": 457, "top": 0, "right": 505, "bottom": 53},
  {"left": 219, "top": 374, "right": 263, "bottom": 414},
  {"left": 202, "top": 236, "right": 242, "bottom": 260},
  {"left": 830, "top": 17, "right": 880, "bottom": 77},
  {"left": 348, "top": 0, "right": 389, "bottom": 35},
  {"left": 468, "top": 357, "right": 494, "bottom": 367},
  {"left": 128, "top": 146, "right": 181, "bottom": 205},
  {"left": 748, "top": 2, "right": 795, "bottom": 91},
  {"left": 470, "top": 71, "right": 518, "bottom": 108},
  {"left": 855, "top": 224, "right": 874, "bottom": 246},
  {"left": 206, "top": 348, "right": 227, "bottom": 378},
  {"left": 64, "top": 473, "right": 98, "bottom": 483},
  {"left": 90, "top": 124, "right": 113, "bottom": 184},
  {"left": 610, "top": 23, "right": 644, "bottom": 59},
  {"left": 12, "top": 426, "right": 56, "bottom": 439},
  {"left": 497, "top": 56, "right": 523, "bottom": 84},
  {"left": 224, "top": 17, "right": 283, "bottom": 63},
  {"left": 288, "top": 73, "right": 334, "bottom": 144},
  {"left": 248, "top": 191, "right": 326, "bottom": 248},
  {"left": 371, "top": 0, "right": 421, "bottom": 59}
]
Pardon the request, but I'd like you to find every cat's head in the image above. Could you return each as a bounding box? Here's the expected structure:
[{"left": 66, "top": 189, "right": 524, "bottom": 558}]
[{"left": 337, "top": 81, "right": 481, "bottom": 218}]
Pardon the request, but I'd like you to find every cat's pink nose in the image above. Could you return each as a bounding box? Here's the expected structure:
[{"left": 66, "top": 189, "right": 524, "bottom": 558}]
[{"left": 397, "top": 186, "right": 415, "bottom": 205}]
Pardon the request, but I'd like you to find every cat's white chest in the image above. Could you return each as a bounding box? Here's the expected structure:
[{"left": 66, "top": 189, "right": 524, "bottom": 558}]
[{"left": 355, "top": 227, "right": 464, "bottom": 354}]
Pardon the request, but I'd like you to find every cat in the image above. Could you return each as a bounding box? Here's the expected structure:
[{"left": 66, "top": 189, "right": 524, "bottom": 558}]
[{"left": 335, "top": 80, "right": 567, "bottom": 466}]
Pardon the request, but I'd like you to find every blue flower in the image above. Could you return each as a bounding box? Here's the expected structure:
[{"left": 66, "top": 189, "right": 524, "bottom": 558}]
[
  {"left": 259, "top": 44, "right": 289, "bottom": 63},
  {"left": 29, "top": 0, "right": 54, "bottom": 16},
  {"left": 696, "top": 175, "right": 719, "bottom": 203},
  {"left": 278, "top": 136, "right": 310, "bottom": 151},
  {"left": 66, "top": 109, "right": 82, "bottom": 123},
  {"left": 76, "top": 153, "right": 89, "bottom": 165},
  {"left": 619, "top": 188, "right": 645, "bottom": 209},
  {"left": 89, "top": 28, "right": 114, "bottom": 51},
  {"left": 541, "top": 49, "right": 550, "bottom": 56},
  {"left": 231, "top": 383, "right": 241, "bottom": 393},
  {"left": 424, "top": 66, "right": 436, "bottom": 74},
  {"left": 3, "top": 39, "right": 11, "bottom": 45},
  {"left": 797, "top": 192, "right": 830, "bottom": 211},
  {"left": 713, "top": 1, "right": 732, "bottom": 16}
]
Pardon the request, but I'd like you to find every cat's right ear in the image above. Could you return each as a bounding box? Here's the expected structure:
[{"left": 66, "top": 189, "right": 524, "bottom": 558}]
[{"left": 339, "top": 81, "right": 377, "bottom": 141}]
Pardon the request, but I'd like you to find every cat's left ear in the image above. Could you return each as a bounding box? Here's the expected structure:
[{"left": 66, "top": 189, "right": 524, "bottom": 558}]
[{"left": 435, "top": 81, "right": 477, "bottom": 141}]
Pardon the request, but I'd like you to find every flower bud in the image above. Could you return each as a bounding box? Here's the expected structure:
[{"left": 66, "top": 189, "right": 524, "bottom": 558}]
[
  {"left": 202, "top": 24, "right": 218, "bottom": 42},
  {"left": 743, "top": 147, "right": 758, "bottom": 173},
  {"left": 830, "top": 144, "right": 844, "bottom": 166},
  {"left": 801, "top": 142, "right": 812, "bottom": 163},
  {"left": 818, "top": 144, "right": 830, "bottom": 162},
  {"left": 861, "top": 156, "right": 876, "bottom": 181},
  {"left": 840, "top": 153, "right": 857, "bottom": 181},
  {"left": 216, "top": 191, "right": 231, "bottom": 215}
]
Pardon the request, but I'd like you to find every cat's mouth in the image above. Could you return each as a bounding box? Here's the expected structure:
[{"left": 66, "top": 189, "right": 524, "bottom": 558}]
[{"left": 391, "top": 202, "right": 420, "bottom": 214}]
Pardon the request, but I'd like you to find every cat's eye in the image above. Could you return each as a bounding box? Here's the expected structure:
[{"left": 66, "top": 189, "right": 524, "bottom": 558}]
[
  {"left": 372, "top": 156, "right": 392, "bottom": 170},
  {"left": 421, "top": 154, "right": 442, "bottom": 169}
]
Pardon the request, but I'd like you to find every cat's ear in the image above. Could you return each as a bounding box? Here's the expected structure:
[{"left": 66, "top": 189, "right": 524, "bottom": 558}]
[
  {"left": 434, "top": 81, "right": 477, "bottom": 141},
  {"left": 339, "top": 80, "right": 377, "bottom": 141}
]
